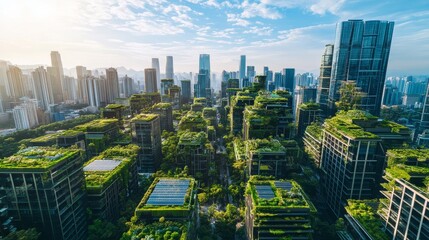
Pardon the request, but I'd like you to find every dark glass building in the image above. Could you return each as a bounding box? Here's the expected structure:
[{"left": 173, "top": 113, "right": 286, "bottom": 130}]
[{"left": 328, "top": 20, "right": 394, "bottom": 116}]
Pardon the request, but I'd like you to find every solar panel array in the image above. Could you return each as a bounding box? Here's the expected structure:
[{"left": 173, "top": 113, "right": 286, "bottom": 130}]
[
  {"left": 146, "top": 179, "right": 191, "bottom": 206},
  {"left": 83, "top": 160, "right": 121, "bottom": 172},
  {"left": 275, "top": 181, "right": 293, "bottom": 191},
  {"left": 255, "top": 185, "right": 275, "bottom": 199}
]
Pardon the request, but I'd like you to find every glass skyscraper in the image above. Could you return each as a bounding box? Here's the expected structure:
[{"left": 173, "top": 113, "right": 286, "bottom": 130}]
[
  {"left": 328, "top": 20, "right": 394, "bottom": 116},
  {"left": 197, "top": 54, "right": 211, "bottom": 98},
  {"left": 317, "top": 44, "right": 334, "bottom": 112},
  {"left": 239, "top": 55, "right": 246, "bottom": 80}
]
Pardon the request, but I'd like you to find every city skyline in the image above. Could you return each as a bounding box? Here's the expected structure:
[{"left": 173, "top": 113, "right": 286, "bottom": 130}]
[{"left": 0, "top": 0, "right": 428, "bottom": 75}]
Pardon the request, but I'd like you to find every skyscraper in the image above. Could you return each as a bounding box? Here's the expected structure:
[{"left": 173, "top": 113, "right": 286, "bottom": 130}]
[
  {"left": 145, "top": 68, "right": 158, "bottom": 93},
  {"left": 247, "top": 66, "right": 255, "bottom": 82},
  {"left": 76, "top": 66, "right": 89, "bottom": 104},
  {"left": 12, "top": 98, "right": 39, "bottom": 130},
  {"left": 239, "top": 55, "right": 246, "bottom": 80},
  {"left": 328, "top": 20, "right": 395, "bottom": 116},
  {"left": 32, "top": 66, "right": 53, "bottom": 110},
  {"left": 180, "top": 79, "right": 191, "bottom": 104},
  {"left": 151, "top": 58, "right": 160, "bottom": 89},
  {"left": 50, "top": 51, "right": 65, "bottom": 103},
  {"left": 197, "top": 54, "right": 211, "bottom": 98},
  {"left": 6, "top": 65, "right": 25, "bottom": 99},
  {"left": 199, "top": 54, "right": 210, "bottom": 73},
  {"left": 165, "top": 56, "right": 174, "bottom": 79},
  {"left": 419, "top": 79, "right": 429, "bottom": 137},
  {"left": 122, "top": 75, "right": 133, "bottom": 98},
  {"left": 282, "top": 68, "right": 295, "bottom": 92},
  {"left": 317, "top": 44, "right": 334, "bottom": 112},
  {"left": 105, "top": 68, "right": 120, "bottom": 103}
]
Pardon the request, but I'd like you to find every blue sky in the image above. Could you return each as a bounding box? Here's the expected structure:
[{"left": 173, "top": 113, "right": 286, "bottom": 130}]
[{"left": 0, "top": 0, "right": 428, "bottom": 76}]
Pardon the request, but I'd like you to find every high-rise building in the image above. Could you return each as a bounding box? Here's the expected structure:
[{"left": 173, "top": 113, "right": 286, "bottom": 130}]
[
  {"left": 161, "top": 79, "right": 174, "bottom": 96},
  {"left": 0, "top": 147, "right": 87, "bottom": 240},
  {"left": 144, "top": 68, "right": 158, "bottom": 93},
  {"left": 50, "top": 51, "right": 65, "bottom": 103},
  {"left": 131, "top": 113, "right": 162, "bottom": 172},
  {"left": 105, "top": 68, "right": 120, "bottom": 103},
  {"left": 122, "top": 75, "right": 133, "bottom": 98},
  {"left": 12, "top": 98, "right": 39, "bottom": 130},
  {"left": 6, "top": 65, "right": 25, "bottom": 99},
  {"left": 151, "top": 102, "right": 173, "bottom": 132},
  {"left": 199, "top": 54, "right": 210, "bottom": 73},
  {"left": 321, "top": 110, "right": 409, "bottom": 217},
  {"left": 239, "top": 55, "right": 246, "bottom": 80},
  {"left": 165, "top": 56, "right": 174, "bottom": 79},
  {"left": 85, "top": 76, "right": 102, "bottom": 108},
  {"left": 32, "top": 67, "right": 53, "bottom": 111},
  {"left": 247, "top": 66, "right": 255, "bottom": 82},
  {"left": 317, "top": 44, "right": 334, "bottom": 112},
  {"left": 0, "top": 60, "right": 10, "bottom": 99},
  {"left": 76, "top": 66, "right": 89, "bottom": 104},
  {"left": 196, "top": 54, "right": 211, "bottom": 99},
  {"left": 282, "top": 68, "right": 295, "bottom": 92},
  {"left": 419, "top": 79, "right": 429, "bottom": 137},
  {"left": 180, "top": 79, "right": 191, "bottom": 104},
  {"left": 151, "top": 58, "right": 161, "bottom": 89},
  {"left": 328, "top": 20, "right": 395, "bottom": 116}
]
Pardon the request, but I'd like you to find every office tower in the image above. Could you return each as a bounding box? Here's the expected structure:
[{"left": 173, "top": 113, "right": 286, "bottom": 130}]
[
  {"left": 222, "top": 70, "right": 230, "bottom": 82},
  {"left": 177, "top": 132, "right": 212, "bottom": 176},
  {"left": 76, "top": 66, "right": 89, "bottom": 104},
  {"left": 131, "top": 114, "right": 162, "bottom": 172},
  {"left": 63, "top": 76, "right": 77, "bottom": 101},
  {"left": 122, "top": 75, "right": 133, "bottom": 98},
  {"left": 328, "top": 20, "right": 395, "bottom": 116},
  {"left": 296, "top": 103, "right": 321, "bottom": 136},
  {"left": 263, "top": 66, "right": 268, "bottom": 76},
  {"left": 196, "top": 73, "right": 207, "bottom": 98},
  {"left": 317, "top": 44, "right": 334, "bottom": 111},
  {"left": 239, "top": 55, "right": 246, "bottom": 80},
  {"left": 379, "top": 149, "right": 429, "bottom": 240},
  {"left": 144, "top": 68, "right": 158, "bottom": 93},
  {"left": 402, "top": 80, "right": 427, "bottom": 107},
  {"left": 0, "top": 60, "right": 10, "bottom": 99},
  {"left": 274, "top": 72, "right": 282, "bottom": 90},
  {"left": 382, "top": 83, "right": 401, "bottom": 106},
  {"left": 0, "top": 147, "right": 87, "bottom": 240},
  {"left": 282, "top": 68, "right": 295, "bottom": 92},
  {"left": 6, "top": 65, "right": 25, "bottom": 99},
  {"left": 180, "top": 80, "right": 191, "bottom": 104},
  {"left": 419, "top": 80, "right": 429, "bottom": 137},
  {"left": 294, "top": 87, "right": 317, "bottom": 117},
  {"left": 151, "top": 58, "right": 161, "bottom": 89},
  {"left": 85, "top": 76, "right": 102, "bottom": 108},
  {"left": 50, "top": 51, "right": 65, "bottom": 103},
  {"left": 245, "top": 177, "right": 315, "bottom": 240},
  {"left": 161, "top": 79, "right": 174, "bottom": 95},
  {"left": 151, "top": 102, "right": 173, "bottom": 132},
  {"left": 199, "top": 54, "right": 210, "bottom": 73},
  {"left": 165, "top": 56, "right": 174, "bottom": 79},
  {"left": 105, "top": 68, "right": 120, "bottom": 103},
  {"left": 321, "top": 110, "right": 410, "bottom": 217},
  {"left": 247, "top": 66, "right": 255, "bottom": 82},
  {"left": 32, "top": 67, "right": 53, "bottom": 110},
  {"left": 12, "top": 98, "right": 39, "bottom": 130},
  {"left": 267, "top": 70, "right": 273, "bottom": 83}
]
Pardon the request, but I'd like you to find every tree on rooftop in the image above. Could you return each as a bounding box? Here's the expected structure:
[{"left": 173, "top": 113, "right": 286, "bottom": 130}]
[{"left": 336, "top": 81, "right": 365, "bottom": 111}]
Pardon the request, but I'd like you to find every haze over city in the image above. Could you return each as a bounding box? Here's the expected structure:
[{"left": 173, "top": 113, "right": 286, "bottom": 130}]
[{"left": 1, "top": 0, "right": 429, "bottom": 75}]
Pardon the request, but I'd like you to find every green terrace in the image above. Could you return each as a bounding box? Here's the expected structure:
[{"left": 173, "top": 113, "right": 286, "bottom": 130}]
[
  {"left": 153, "top": 102, "right": 172, "bottom": 109},
  {"left": 345, "top": 200, "right": 389, "bottom": 240},
  {"left": 324, "top": 113, "right": 379, "bottom": 140},
  {"left": 233, "top": 139, "right": 246, "bottom": 161},
  {"left": 105, "top": 104, "right": 125, "bottom": 109},
  {"left": 131, "top": 113, "right": 158, "bottom": 122},
  {"left": 100, "top": 144, "right": 140, "bottom": 159},
  {"left": 83, "top": 157, "right": 128, "bottom": 190},
  {"left": 74, "top": 119, "right": 119, "bottom": 132},
  {"left": 247, "top": 176, "right": 316, "bottom": 211},
  {"left": 246, "top": 139, "right": 286, "bottom": 153},
  {"left": 383, "top": 149, "right": 429, "bottom": 192},
  {"left": 135, "top": 178, "right": 196, "bottom": 219},
  {"left": 124, "top": 221, "right": 188, "bottom": 240},
  {"left": 202, "top": 107, "right": 216, "bottom": 118},
  {"left": 178, "top": 111, "right": 207, "bottom": 132},
  {"left": 193, "top": 97, "right": 207, "bottom": 105},
  {"left": 57, "top": 130, "right": 84, "bottom": 138},
  {"left": 305, "top": 122, "right": 323, "bottom": 140},
  {"left": 254, "top": 92, "right": 289, "bottom": 108},
  {"left": 30, "top": 133, "right": 59, "bottom": 144},
  {"left": 299, "top": 102, "right": 320, "bottom": 110},
  {"left": 244, "top": 106, "right": 277, "bottom": 126},
  {"left": 178, "top": 132, "right": 208, "bottom": 146},
  {"left": 0, "top": 147, "right": 81, "bottom": 170}
]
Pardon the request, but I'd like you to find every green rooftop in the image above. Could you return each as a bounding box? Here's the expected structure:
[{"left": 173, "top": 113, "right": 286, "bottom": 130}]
[
  {"left": 178, "top": 131, "right": 208, "bottom": 145},
  {"left": 246, "top": 139, "right": 286, "bottom": 153},
  {"left": 131, "top": 113, "right": 158, "bottom": 122},
  {"left": 300, "top": 102, "right": 320, "bottom": 110},
  {"left": 105, "top": 104, "right": 125, "bottom": 109},
  {"left": 57, "top": 130, "right": 84, "bottom": 138},
  {"left": 324, "top": 111, "right": 380, "bottom": 139},
  {"left": 305, "top": 122, "right": 322, "bottom": 140},
  {"left": 152, "top": 102, "right": 172, "bottom": 109},
  {"left": 74, "top": 119, "right": 119, "bottom": 132},
  {"left": 30, "top": 133, "right": 59, "bottom": 143},
  {"left": 0, "top": 147, "right": 81, "bottom": 170},
  {"left": 84, "top": 158, "right": 126, "bottom": 189}
]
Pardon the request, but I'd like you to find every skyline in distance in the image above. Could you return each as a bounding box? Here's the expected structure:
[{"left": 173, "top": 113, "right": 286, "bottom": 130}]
[{"left": 0, "top": 0, "right": 428, "bottom": 75}]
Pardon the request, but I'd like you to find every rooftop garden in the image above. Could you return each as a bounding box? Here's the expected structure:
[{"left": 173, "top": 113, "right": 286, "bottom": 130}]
[
  {"left": 246, "top": 139, "right": 286, "bottom": 153},
  {"left": 57, "top": 130, "right": 84, "bottom": 138},
  {"left": 30, "top": 133, "right": 59, "bottom": 143},
  {"left": 345, "top": 200, "right": 389, "bottom": 240},
  {"left": 378, "top": 120, "right": 409, "bottom": 134},
  {"left": 243, "top": 106, "right": 278, "bottom": 126},
  {"left": 105, "top": 104, "right": 125, "bottom": 109},
  {"left": 305, "top": 122, "right": 323, "bottom": 140},
  {"left": 178, "top": 111, "right": 207, "bottom": 132},
  {"left": 131, "top": 113, "right": 158, "bottom": 122},
  {"left": 254, "top": 92, "right": 289, "bottom": 108},
  {"left": 122, "top": 220, "right": 187, "bottom": 240},
  {"left": 324, "top": 112, "right": 379, "bottom": 140},
  {"left": 153, "top": 102, "right": 172, "bottom": 109},
  {"left": 178, "top": 131, "right": 208, "bottom": 146},
  {"left": 74, "top": 119, "right": 119, "bottom": 132},
  {"left": 193, "top": 97, "right": 207, "bottom": 105},
  {"left": 202, "top": 108, "right": 216, "bottom": 118},
  {"left": 300, "top": 102, "right": 320, "bottom": 110},
  {"left": 84, "top": 159, "right": 126, "bottom": 189},
  {"left": 246, "top": 176, "right": 315, "bottom": 210},
  {"left": 0, "top": 147, "right": 81, "bottom": 170}
]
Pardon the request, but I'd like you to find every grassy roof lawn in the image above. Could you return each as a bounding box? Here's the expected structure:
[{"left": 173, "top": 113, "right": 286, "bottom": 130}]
[
  {"left": 0, "top": 147, "right": 81, "bottom": 171},
  {"left": 305, "top": 122, "right": 323, "bottom": 140},
  {"left": 254, "top": 92, "right": 289, "bottom": 108},
  {"left": 345, "top": 200, "right": 389, "bottom": 240},
  {"left": 300, "top": 102, "right": 320, "bottom": 110},
  {"left": 105, "top": 104, "right": 125, "bottom": 109},
  {"left": 135, "top": 177, "right": 196, "bottom": 219},
  {"left": 123, "top": 220, "right": 188, "bottom": 240},
  {"left": 202, "top": 107, "right": 216, "bottom": 117},
  {"left": 246, "top": 139, "right": 286, "bottom": 153},
  {"left": 193, "top": 97, "right": 207, "bottom": 104},
  {"left": 84, "top": 158, "right": 127, "bottom": 190},
  {"left": 178, "top": 131, "right": 208, "bottom": 146},
  {"left": 324, "top": 111, "right": 380, "bottom": 140},
  {"left": 178, "top": 112, "right": 207, "bottom": 131},
  {"left": 244, "top": 106, "right": 277, "bottom": 126},
  {"left": 74, "top": 119, "right": 119, "bottom": 132},
  {"left": 153, "top": 102, "right": 172, "bottom": 109},
  {"left": 57, "top": 130, "right": 84, "bottom": 138},
  {"left": 131, "top": 113, "right": 158, "bottom": 122},
  {"left": 246, "top": 176, "right": 316, "bottom": 211},
  {"left": 30, "top": 133, "right": 59, "bottom": 143}
]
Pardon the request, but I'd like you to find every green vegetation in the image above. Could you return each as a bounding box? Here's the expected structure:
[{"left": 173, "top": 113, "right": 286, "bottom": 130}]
[
  {"left": 178, "top": 131, "right": 208, "bottom": 145},
  {"left": 246, "top": 138, "right": 286, "bottom": 153},
  {"left": 4, "top": 228, "right": 40, "bottom": 240},
  {"left": 131, "top": 113, "right": 158, "bottom": 122},
  {"left": 336, "top": 81, "right": 365, "bottom": 111},
  {"left": 75, "top": 119, "right": 119, "bottom": 132},
  {"left": 305, "top": 122, "right": 322, "bottom": 140},
  {"left": 105, "top": 104, "right": 125, "bottom": 109},
  {"left": 0, "top": 147, "right": 81, "bottom": 170},
  {"left": 324, "top": 110, "right": 379, "bottom": 139},
  {"left": 57, "top": 130, "right": 84, "bottom": 137},
  {"left": 178, "top": 111, "right": 207, "bottom": 132},
  {"left": 300, "top": 102, "right": 320, "bottom": 110},
  {"left": 121, "top": 220, "right": 187, "bottom": 240},
  {"left": 29, "top": 133, "right": 59, "bottom": 144},
  {"left": 153, "top": 102, "right": 172, "bottom": 109},
  {"left": 345, "top": 200, "right": 389, "bottom": 240}
]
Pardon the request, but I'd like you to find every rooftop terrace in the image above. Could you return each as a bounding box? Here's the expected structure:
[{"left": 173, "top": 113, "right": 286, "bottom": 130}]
[
  {"left": 74, "top": 119, "right": 118, "bottom": 132},
  {"left": 131, "top": 113, "right": 158, "bottom": 122}
]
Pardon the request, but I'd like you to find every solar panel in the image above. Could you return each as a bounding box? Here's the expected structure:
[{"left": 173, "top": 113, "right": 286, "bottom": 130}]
[
  {"left": 255, "top": 185, "right": 275, "bottom": 199},
  {"left": 83, "top": 160, "right": 121, "bottom": 172},
  {"left": 146, "top": 179, "right": 191, "bottom": 206},
  {"left": 275, "top": 181, "right": 293, "bottom": 191}
]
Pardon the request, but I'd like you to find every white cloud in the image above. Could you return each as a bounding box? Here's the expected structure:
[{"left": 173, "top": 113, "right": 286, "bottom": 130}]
[
  {"left": 227, "top": 14, "right": 250, "bottom": 26},
  {"left": 240, "top": 0, "right": 282, "bottom": 19},
  {"left": 310, "top": 0, "right": 345, "bottom": 15},
  {"left": 244, "top": 26, "right": 273, "bottom": 36}
]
